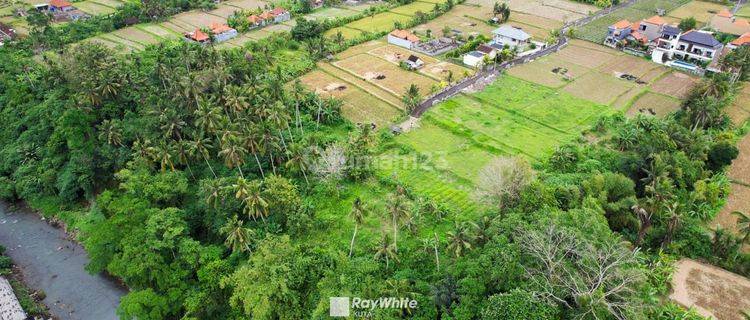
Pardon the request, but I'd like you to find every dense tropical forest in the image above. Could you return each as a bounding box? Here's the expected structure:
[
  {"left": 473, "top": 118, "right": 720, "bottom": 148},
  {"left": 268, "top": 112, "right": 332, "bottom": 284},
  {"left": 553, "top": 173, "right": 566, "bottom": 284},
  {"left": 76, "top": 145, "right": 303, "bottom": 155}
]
[{"left": 2, "top": 0, "right": 750, "bottom": 317}]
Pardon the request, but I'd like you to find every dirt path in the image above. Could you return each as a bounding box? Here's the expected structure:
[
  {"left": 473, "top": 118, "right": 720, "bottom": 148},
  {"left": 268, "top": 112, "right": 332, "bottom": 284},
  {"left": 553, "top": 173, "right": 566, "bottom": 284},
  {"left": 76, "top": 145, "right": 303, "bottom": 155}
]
[
  {"left": 670, "top": 258, "right": 750, "bottom": 320},
  {"left": 0, "top": 202, "right": 127, "bottom": 320}
]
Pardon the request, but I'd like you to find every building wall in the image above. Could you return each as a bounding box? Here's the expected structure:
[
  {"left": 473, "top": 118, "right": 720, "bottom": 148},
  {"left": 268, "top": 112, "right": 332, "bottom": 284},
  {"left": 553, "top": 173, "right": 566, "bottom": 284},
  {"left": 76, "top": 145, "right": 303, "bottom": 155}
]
[
  {"left": 639, "top": 22, "right": 662, "bottom": 41},
  {"left": 463, "top": 54, "right": 483, "bottom": 67},
  {"left": 214, "top": 29, "right": 238, "bottom": 42},
  {"left": 387, "top": 34, "right": 413, "bottom": 49}
]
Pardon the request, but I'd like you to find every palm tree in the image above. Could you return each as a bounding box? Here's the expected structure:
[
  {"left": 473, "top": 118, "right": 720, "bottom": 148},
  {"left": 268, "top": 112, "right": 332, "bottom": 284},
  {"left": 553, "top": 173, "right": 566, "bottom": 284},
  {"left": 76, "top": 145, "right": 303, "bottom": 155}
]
[
  {"left": 420, "top": 233, "right": 441, "bottom": 271},
  {"left": 97, "top": 120, "right": 123, "bottom": 146},
  {"left": 402, "top": 84, "right": 421, "bottom": 114},
  {"left": 446, "top": 222, "right": 472, "bottom": 258},
  {"left": 220, "top": 215, "right": 255, "bottom": 254},
  {"left": 469, "top": 216, "right": 493, "bottom": 246},
  {"left": 188, "top": 135, "right": 217, "bottom": 178},
  {"left": 131, "top": 138, "right": 155, "bottom": 163},
  {"left": 232, "top": 177, "right": 251, "bottom": 200},
  {"left": 733, "top": 211, "right": 750, "bottom": 244},
  {"left": 218, "top": 133, "right": 247, "bottom": 176},
  {"left": 242, "top": 124, "right": 266, "bottom": 178},
  {"left": 285, "top": 143, "right": 310, "bottom": 185},
  {"left": 223, "top": 85, "right": 250, "bottom": 117},
  {"left": 373, "top": 233, "right": 399, "bottom": 269},
  {"left": 194, "top": 97, "right": 224, "bottom": 134},
  {"left": 348, "top": 198, "right": 368, "bottom": 257},
  {"left": 386, "top": 190, "right": 410, "bottom": 252},
  {"left": 203, "top": 178, "right": 224, "bottom": 209},
  {"left": 152, "top": 142, "right": 176, "bottom": 172},
  {"left": 661, "top": 202, "right": 683, "bottom": 249},
  {"left": 243, "top": 180, "right": 268, "bottom": 222}
]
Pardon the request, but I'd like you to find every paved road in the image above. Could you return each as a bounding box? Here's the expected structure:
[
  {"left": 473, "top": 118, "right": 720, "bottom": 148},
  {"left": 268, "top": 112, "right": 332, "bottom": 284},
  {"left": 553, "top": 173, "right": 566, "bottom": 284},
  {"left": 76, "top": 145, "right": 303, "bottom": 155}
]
[
  {"left": 411, "top": 0, "right": 639, "bottom": 117},
  {"left": 0, "top": 203, "right": 126, "bottom": 320}
]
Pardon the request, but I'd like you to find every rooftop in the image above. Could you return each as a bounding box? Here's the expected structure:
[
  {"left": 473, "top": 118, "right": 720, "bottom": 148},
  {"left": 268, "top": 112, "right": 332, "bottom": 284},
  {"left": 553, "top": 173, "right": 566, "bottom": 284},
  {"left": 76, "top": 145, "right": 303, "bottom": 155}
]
[
  {"left": 186, "top": 29, "right": 209, "bottom": 42},
  {"left": 680, "top": 30, "right": 722, "bottom": 47},
  {"left": 210, "top": 23, "right": 234, "bottom": 34},
  {"left": 466, "top": 51, "right": 484, "bottom": 58},
  {"left": 731, "top": 32, "right": 750, "bottom": 46},
  {"left": 662, "top": 25, "right": 681, "bottom": 36},
  {"left": 476, "top": 44, "right": 494, "bottom": 54},
  {"left": 492, "top": 25, "right": 530, "bottom": 41},
  {"left": 270, "top": 7, "right": 288, "bottom": 15},
  {"left": 611, "top": 19, "right": 631, "bottom": 29},
  {"left": 49, "top": 0, "right": 72, "bottom": 7},
  {"left": 643, "top": 15, "right": 666, "bottom": 25},
  {"left": 390, "top": 29, "right": 419, "bottom": 42}
]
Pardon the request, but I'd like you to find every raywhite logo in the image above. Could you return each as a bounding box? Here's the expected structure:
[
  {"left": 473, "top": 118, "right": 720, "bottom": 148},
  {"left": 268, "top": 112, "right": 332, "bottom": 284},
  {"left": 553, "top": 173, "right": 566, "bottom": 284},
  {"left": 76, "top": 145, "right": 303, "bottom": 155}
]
[
  {"left": 329, "top": 296, "right": 417, "bottom": 318},
  {"left": 330, "top": 297, "right": 350, "bottom": 317}
]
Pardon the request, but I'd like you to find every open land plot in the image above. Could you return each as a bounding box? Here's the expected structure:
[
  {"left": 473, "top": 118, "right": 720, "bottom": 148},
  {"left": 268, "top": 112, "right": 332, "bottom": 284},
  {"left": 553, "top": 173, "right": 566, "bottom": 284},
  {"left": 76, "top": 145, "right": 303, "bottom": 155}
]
[
  {"left": 712, "top": 133, "right": 750, "bottom": 247},
  {"left": 334, "top": 39, "right": 384, "bottom": 59},
  {"left": 160, "top": 20, "right": 195, "bottom": 33},
  {"left": 507, "top": 21, "right": 551, "bottom": 39},
  {"left": 650, "top": 71, "right": 700, "bottom": 99},
  {"left": 543, "top": 0, "right": 597, "bottom": 14},
  {"left": 612, "top": 87, "right": 647, "bottom": 110},
  {"left": 137, "top": 24, "right": 180, "bottom": 39},
  {"left": 98, "top": 33, "right": 145, "bottom": 50},
  {"left": 508, "top": 12, "right": 564, "bottom": 30},
  {"left": 597, "top": 54, "right": 663, "bottom": 78},
  {"left": 75, "top": 1, "right": 117, "bottom": 15},
  {"left": 90, "top": 0, "right": 124, "bottom": 8},
  {"left": 507, "top": 54, "right": 591, "bottom": 88},
  {"left": 561, "top": 71, "right": 635, "bottom": 105},
  {"left": 368, "top": 44, "right": 439, "bottom": 64},
  {"left": 576, "top": 0, "right": 690, "bottom": 43},
  {"left": 555, "top": 42, "right": 620, "bottom": 69},
  {"left": 299, "top": 69, "right": 401, "bottom": 126},
  {"left": 728, "top": 132, "right": 750, "bottom": 185},
  {"left": 111, "top": 28, "right": 163, "bottom": 45},
  {"left": 389, "top": 1, "right": 438, "bottom": 15},
  {"left": 725, "top": 83, "right": 750, "bottom": 125},
  {"left": 208, "top": 5, "right": 245, "bottom": 18},
  {"left": 738, "top": 5, "right": 750, "bottom": 18},
  {"left": 324, "top": 26, "right": 364, "bottom": 39},
  {"left": 344, "top": 12, "right": 413, "bottom": 33},
  {"left": 667, "top": 1, "right": 727, "bottom": 23},
  {"left": 222, "top": 0, "right": 268, "bottom": 10},
  {"left": 307, "top": 6, "right": 360, "bottom": 19},
  {"left": 670, "top": 259, "right": 750, "bottom": 320},
  {"left": 626, "top": 91, "right": 682, "bottom": 117},
  {"left": 513, "top": 2, "right": 586, "bottom": 22},
  {"left": 172, "top": 11, "right": 226, "bottom": 29},
  {"left": 334, "top": 53, "right": 438, "bottom": 96},
  {"left": 412, "top": 5, "right": 496, "bottom": 37},
  {"left": 317, "top": 62, "right": 404, "bottom": 108}
]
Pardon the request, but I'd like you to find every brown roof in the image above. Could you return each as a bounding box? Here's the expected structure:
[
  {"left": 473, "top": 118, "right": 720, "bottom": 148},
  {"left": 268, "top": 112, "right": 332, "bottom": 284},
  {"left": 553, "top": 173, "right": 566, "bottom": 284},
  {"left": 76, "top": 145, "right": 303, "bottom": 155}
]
[
  {"left": 643, "top": 15, "right": 666, "bottom": 25},
  {"left": 186, "top": 29, "right": 209, "bottom": 42},
  {"left": 210, "top": 22, "right": 233, "bottom": 34},
  {"left": 270, "top": 7, "right": 287, "bottom": 16},
  {"left": 717, "top": 9, "right": 733, "bottom": 18},
  {"left": 734, "top": 18, "right": 750, "bottom": 27},
  {"left": 259, "top": 11, "right": 274, "bottom": 20},
  {"left": 630, "top": 31, "right": 648, "bottom": 43},
  {"left": 731, "top": 32, "right": 750, "bottom": 46},
  {"left": 611, "top": 19, "right": 631, "bottom": 29},
  {"left": 389, "top": 29, "right": 419, "bottom": 42},
  {"left": 49, "top": 0, "right": 72, "bottom": 7},
  {"left": 476, "top": 44, "right": 494, "bottom": 54},
  {"left": 247, "top": 15, "right": 262, "bottom": 24},
  {"left": 630, "top": 21, "right": 641, "bottom": 31}
]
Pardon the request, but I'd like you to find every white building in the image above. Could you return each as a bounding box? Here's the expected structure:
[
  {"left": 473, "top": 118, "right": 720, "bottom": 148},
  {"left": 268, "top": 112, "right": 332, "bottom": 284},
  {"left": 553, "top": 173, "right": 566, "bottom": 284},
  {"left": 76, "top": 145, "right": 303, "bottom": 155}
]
[
  {"left": 491, "top": 25, "right": 530, "bottom": 48},
  {"left": 463, "top": 51, "right": 485, "bottom": 67},
  {"left": 387, "top": 29, "right": 420, "bottom": 49}
]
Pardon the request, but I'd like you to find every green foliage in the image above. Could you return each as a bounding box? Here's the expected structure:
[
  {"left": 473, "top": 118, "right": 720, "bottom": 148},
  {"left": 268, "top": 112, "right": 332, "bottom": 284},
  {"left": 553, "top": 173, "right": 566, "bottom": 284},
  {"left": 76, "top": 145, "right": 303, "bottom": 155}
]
[
  {"left": 481, "top": 289, "right": 559, "bottom": 319},
  {"left": 707, "top": 140, "right": 739, "bottom": 172},
  {"left": 678, "top": 17, "right": 697, "bottom": 31}
]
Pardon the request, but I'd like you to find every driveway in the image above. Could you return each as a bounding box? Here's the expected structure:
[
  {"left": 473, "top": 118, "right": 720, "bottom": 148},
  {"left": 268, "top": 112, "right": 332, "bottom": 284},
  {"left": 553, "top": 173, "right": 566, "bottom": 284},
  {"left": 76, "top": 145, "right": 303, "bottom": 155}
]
[{"left": 0, "top": 202, "right": 126, "bottom": 320}]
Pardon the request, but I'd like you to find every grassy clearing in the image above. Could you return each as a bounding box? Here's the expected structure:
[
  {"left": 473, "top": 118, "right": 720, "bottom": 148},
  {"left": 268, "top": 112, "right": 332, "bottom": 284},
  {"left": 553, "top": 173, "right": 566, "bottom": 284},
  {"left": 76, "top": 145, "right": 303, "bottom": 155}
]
[
  {"left": 650, "top": 71, "right": 700, "bottom": 99},
  {"left": 667, "top": 1, "right": 727, "bottom": 23},
  {"left": 389, "top": 1, "right": 439, "bottom": 16},
  {"left": 561, "top": 71, "right": 634, "bottom": 105},
  {"left": 344, "top": 12, "right": 414, "bottom": 33},
  {"left": 75, "top": 1, "right": 117, "bottom": 15},
  {"left": 507, "top": 54, "right": 591, "bottom": 88},
  {"left": 334, "top": 53, "right": 439, "bottom": 96},
  {"left": 738, "top": 5, "right": 750, "bottom": 18},
  {"left": 412, "top": 5, "right": 497, "bottom": 38},
  {"left": 575, "top": 0, "right": 691, "bottom": 43},
  {"left": 626, "top": 91, "right": 682, "bottom": 117},
  {"left": 726, "top": 83, "right": 750, "bottom": 125},
  {"left": 307, "top": 6, "right": 360, "bottom": 19}
]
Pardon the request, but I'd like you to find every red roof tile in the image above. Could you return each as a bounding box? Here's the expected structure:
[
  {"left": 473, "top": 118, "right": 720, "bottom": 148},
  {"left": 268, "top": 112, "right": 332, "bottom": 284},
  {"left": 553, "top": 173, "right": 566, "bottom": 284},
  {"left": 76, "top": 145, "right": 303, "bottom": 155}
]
[
  {"left": 186, "top": 29, "right": 209, "bottom": 42},
  {"left": 643, "top": 15, "right": 666, "bottom": 25},
  {"left": 612, "top": 19, "right": 631, "bottom": 29},
  {"left": 389, "top": 29, "right": 419, "bottom": 42},
  {"left": 49, "top": 0, "right": 72, "bottom": 8}
]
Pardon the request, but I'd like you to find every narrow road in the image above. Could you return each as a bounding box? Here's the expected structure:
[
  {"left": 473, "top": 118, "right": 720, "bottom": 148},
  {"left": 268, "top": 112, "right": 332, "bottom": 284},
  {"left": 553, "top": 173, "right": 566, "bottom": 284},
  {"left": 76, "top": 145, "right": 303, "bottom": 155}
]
[
  {"left": 411, "top": 0, "right": 639, "bottom": 117},
  {"left": 0, "top": 202, "right": 127, "bottom": 320}
]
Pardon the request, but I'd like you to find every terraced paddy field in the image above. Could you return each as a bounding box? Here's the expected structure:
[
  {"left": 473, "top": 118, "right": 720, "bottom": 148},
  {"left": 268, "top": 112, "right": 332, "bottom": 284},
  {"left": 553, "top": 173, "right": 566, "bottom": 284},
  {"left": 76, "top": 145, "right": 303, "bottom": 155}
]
[
  {"left": 666, "top": 1, "right": 728, "bottom": 24},
  {"left": 411, "top": 4, "right": 497, "bottom": 38},
  {"left": 467, "top": 0, "right": 596, "bottom": 22},
  {"left": 507, "top": 39, "right": 696, "bottom": 115},
  {"left": 726, "top": 83, "right": 750, "bottom": 125},
  {"left": 575, "top": 0, "right": 691, "bottom": 43},
  {"left": 325, "top": 0, "right": 446, "bottom": 39},
  {"left": 374, "top": 75, "right": 611, "bottom": 215}
]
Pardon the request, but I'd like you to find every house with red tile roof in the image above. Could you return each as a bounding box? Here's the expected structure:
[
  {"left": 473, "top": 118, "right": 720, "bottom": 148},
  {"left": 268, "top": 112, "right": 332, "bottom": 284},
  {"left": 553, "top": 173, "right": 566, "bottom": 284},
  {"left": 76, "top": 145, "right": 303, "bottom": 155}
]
[
  {"left": 604, "top": 19, "right": 632, "bottom": 47},
  {"left": 209, "top": 22, "right": 238, "bottom": 42},
  {"left": 637, "top": 15, "right": 667, "bottom": 41},
  {"left": 185, "top": 28, "right": 210, "bottom": 43},
  {"left": 269, "top": 7, "right": 291, "bottom": 23},
  {"left": 710, "top": 8, "right": 750, "bottom": 36},
  {"left": 728, "top": 32, "right": 750, "bottom": 49},
  {"left": 49, "top": 0, "right": 73, "bottom": 12},
  {"left": 247, "top": 14, "right": 263, "bottom": 28},
  {"left": 388, "top": 29, "right": 420, "bottom": 49}
]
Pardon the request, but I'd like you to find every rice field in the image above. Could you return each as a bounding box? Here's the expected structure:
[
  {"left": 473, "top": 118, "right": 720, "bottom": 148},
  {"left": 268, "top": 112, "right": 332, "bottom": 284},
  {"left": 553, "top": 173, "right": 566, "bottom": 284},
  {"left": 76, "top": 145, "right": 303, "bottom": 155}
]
[
  {"left": 667, "top": 1, "right": 728, "bottom": 23},
  {"left": 334, "top": 52, "right": 439, "bottom": 96},
  {"left": 626, "top": 91, "right": 682, "bottom": 117},
  {"left": 725, "top": 83, "right": 750, "bottom": 125}
]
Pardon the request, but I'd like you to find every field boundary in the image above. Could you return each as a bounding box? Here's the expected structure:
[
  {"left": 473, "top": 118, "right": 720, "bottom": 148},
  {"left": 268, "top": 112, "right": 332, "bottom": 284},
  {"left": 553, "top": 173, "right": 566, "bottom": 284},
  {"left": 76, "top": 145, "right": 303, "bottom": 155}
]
[{"left": 317, "top": 62, "right": 404, "bottom": 110}]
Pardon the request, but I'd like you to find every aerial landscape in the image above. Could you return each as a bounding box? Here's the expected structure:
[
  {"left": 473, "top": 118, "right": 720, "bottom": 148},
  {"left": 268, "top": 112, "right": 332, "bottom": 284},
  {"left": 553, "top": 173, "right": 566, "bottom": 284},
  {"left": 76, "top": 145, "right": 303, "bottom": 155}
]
[{"left": 0, "top": 0, "right": 749, "bottom": 318}]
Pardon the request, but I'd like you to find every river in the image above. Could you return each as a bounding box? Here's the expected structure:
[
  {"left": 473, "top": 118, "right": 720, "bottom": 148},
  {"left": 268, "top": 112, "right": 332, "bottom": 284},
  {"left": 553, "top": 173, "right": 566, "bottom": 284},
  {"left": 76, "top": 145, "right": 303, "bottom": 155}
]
[{"left": 0, "top": 202, "right": 127, "bottom": 320}]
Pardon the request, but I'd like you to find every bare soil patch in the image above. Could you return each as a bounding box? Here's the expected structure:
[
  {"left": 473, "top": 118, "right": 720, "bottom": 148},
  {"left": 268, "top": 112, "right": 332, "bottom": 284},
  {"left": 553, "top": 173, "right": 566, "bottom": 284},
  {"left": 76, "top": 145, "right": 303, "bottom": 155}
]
[
  {"left": 626, "top": 92, "right": 681, "bottom": 117},
  {"left": 650, "top": 71, "right": 699, "bottom": 99},
  {"left": 335, "top": 53, "right": 438, "bottom": 95},
  {"left": 670, "top": 259, "right": 750, "bottom": 320},
  {"left": 555, "top": 43, "right": 619, "bottom": 69}
]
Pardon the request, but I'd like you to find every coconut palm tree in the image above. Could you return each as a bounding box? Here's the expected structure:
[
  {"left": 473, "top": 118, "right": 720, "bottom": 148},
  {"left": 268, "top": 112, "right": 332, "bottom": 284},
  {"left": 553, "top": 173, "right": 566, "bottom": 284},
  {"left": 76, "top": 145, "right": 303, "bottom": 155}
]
[
  {"left": 218, "top": 133, "right": 247, "bottom": 176},
  {"left": 446, "top": 222, "right": 472, "bottom": 258},
  {"left": 733, "top": 211, "right": 750, "bottom": 244},
  {"left": 220, "top": 215, "right": 255, "bottom": 254},
  {"left": 243, "top": 180, "right": 268, "bottom": 222},
  {"left": 374, "top": 233, "right": 399, "bottom": 269},
  {"left": 386, "top": 190, "right": 410, "bottom": 252},
  {"left": 348, "top": 198, "right": 368, "bottom": 257},
  {"left": 194, "top": 97, "right": 224, "bottom": 134},
  {"left": 469, "top": 216, "right": 493, "bottom": 246},
  {"left": 285, "top": 143, "right": 310, "bottom": 185},
  {"left": 97, "top": 120, "right": 123, "bottom": 146},
  {"left": 223, "top": 85, "right": 250, "bottom": 117},
  {"left": 202, "top": 178, "right": 224, "bottom": 209},
  {"left": 188, "top": 135, "right": 217, "bottom": 178},
  {"left": 661, "top": 202, "right": 683, "bottom": 249},
  {"left": 152, "top": 142, "right": 176, "bottom": 172},
  {"left": 420, "top": 233, "right": 441, "bottom": 271}
]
